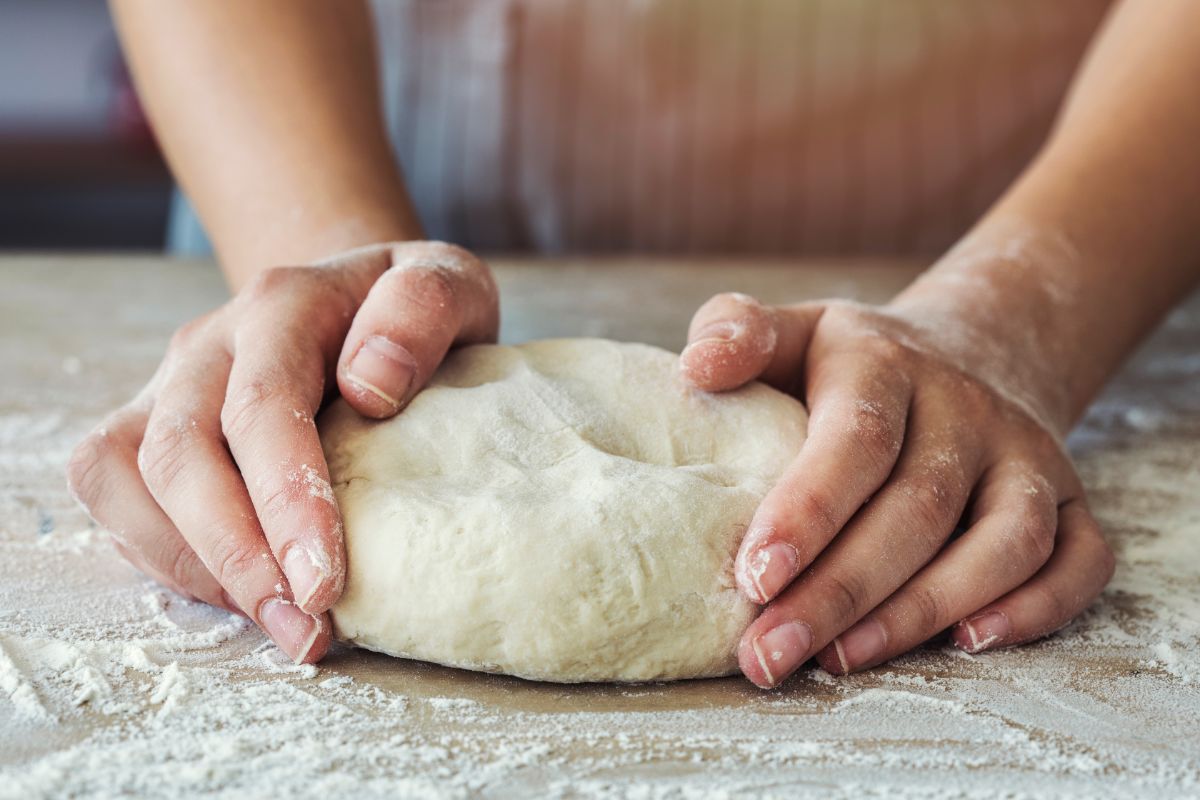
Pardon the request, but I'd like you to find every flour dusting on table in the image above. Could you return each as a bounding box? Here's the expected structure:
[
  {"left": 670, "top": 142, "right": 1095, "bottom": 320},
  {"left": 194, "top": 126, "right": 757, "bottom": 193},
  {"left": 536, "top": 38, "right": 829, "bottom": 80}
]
[{"left": 1, "top": 259, "right": 1197, "bottom": 799}]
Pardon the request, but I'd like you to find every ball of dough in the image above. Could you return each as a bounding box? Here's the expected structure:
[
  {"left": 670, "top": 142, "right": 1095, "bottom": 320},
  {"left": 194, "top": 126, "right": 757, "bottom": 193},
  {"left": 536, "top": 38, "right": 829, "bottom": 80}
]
[{"left": 320, "top": 338, "right": 807, "bottom": 682}]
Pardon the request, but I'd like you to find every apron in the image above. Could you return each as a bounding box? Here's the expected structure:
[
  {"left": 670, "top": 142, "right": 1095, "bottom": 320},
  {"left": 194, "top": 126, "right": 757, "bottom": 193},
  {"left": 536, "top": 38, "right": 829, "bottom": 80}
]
[{"left": 170, "top": 0, "right": 1111, "bottom": 256}]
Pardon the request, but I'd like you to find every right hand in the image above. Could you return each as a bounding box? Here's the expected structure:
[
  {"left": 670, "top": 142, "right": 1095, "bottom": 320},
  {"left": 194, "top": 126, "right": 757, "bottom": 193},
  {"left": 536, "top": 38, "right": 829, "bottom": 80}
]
[{"left": 66, "top": 241, "right": 499, "bottom": 663}]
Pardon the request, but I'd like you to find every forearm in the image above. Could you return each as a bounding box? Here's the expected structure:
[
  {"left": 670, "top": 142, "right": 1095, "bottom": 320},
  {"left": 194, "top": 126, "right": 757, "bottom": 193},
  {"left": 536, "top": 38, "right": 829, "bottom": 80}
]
[
  {"left": 891, "top": 0, "right": 1200, "bottom": 436},
  {"left": 111, "top": 0, "right": 422, "bottom": 288}
]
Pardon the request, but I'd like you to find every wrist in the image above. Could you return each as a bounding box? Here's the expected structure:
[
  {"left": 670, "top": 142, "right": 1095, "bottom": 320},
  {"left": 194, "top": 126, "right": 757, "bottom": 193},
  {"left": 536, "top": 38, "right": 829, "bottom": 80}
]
[{"left": 887, "top": 220, "right": 1085, "bottom": 438}]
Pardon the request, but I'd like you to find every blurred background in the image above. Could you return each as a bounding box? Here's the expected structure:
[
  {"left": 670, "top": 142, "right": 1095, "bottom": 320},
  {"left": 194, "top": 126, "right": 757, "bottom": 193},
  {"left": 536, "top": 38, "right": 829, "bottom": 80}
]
[
  {"left": 0, "top": 0, "right": 170, "bottom": 250},
  {"left": 0, "top": 0, "right": 1109, "bottom": 258}
]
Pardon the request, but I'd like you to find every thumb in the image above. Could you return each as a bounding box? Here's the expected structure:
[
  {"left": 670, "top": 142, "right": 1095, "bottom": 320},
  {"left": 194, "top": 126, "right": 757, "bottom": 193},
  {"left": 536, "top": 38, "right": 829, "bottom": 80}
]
[
  {"left": 679, "top": 293, "right": 823, "bottom": 394},
  {"left": 337, "top": 241, "right": 499, "bottom": 418}
]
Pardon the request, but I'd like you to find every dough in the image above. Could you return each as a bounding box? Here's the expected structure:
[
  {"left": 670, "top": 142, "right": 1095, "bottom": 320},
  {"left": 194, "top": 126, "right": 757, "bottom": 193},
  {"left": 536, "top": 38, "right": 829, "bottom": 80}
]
[{"left": 320, "top": 338, "right": 807, "bottom": 682}]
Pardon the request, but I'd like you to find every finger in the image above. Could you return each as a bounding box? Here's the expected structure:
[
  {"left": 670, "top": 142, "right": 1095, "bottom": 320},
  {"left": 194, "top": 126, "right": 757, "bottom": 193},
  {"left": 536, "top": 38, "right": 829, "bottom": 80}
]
[
  {"left": 949, "top": 499, "right": 1115, "bottom": 653},
  {"left": 733, "top": 346, "right": 914, "bottom": 606},
  {"left": 679, "top": 293, "right": 823, "bottom": 392},
  {"left": 223, "top": 308, "right": 345, "bottom": 615},
  {"left": 66, "top": 398, "right": 235, "bottom": 612},
  {"left": 738, "top": 401, "right": 983, "bottom": 688},
  {"left": 338, "top": 241, "right": 499, "bottom": 418},
  {"left": 815, "top": 460, "right": 1058, "bottom": 674},
  {"left": 138, "top": 340, "right": 330, "bottom": 664}
]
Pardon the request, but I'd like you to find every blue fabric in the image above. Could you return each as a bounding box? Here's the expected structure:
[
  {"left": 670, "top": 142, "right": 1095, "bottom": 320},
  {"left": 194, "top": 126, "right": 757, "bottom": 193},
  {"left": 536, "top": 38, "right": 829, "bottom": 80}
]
[{"left": 166, "top": 189, "right": 213, "bottom": 257}]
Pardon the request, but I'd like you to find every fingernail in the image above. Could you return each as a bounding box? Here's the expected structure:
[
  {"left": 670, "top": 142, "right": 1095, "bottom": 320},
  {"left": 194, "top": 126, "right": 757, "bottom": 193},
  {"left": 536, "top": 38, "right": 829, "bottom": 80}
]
[
  {"left": 959, "top": 611, "right": 1011, "bottom": 653},
  {"left": 692, "top": 321, "right": 738, "bottom": 343},
  {"left": 832, "top": 618, "right": 887, "bottom": 672},
  {"left": 742, "top": 542, "right": 798, "bottom": 603},
  {"left": 283, "top": 544, "right": 330, "bottom": 612},
  {"left": 346, "top": 335, "right": 416, "bottom": 409},
  {"left": 751, "top": 621, "right": 813, "bottom": 687},
  {"left": 682, "top": 321, "right": 738, "bottom": 356},
  {"left": 260, "top": 598, "right": 322, "bottom": 664}
]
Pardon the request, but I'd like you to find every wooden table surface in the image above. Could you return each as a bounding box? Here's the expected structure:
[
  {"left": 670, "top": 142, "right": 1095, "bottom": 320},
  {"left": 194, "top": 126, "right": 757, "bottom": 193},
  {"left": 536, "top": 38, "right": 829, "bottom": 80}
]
[{"left": 1, "top": 255, "right": 1197, "bottom": 799}]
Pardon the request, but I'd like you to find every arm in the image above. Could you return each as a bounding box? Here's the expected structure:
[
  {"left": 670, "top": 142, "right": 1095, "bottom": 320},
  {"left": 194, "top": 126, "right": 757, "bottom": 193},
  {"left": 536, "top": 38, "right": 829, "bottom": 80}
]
[
  {"left": 892, "top": 0, "right": 1200, "bottom": 435},
  {"left": 678, "top": 0, "right": 1200, "bottom": 687},
  {"left": 111, "top": 0, "right": 423, "bottom": 287},
  {"left": 70, "top": 3, "right": 498, "bottom": 664}
]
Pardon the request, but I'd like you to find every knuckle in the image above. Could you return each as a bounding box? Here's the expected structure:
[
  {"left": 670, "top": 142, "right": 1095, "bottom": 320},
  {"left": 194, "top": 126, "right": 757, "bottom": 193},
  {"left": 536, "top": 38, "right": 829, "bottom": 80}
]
[
  {"left": 1030, "top": 582, "right": 1073, "bottom": 629},
  {"left": 162, "top": 543, "right": 208, "bottom": 599},
  {"left": 816, "top": 570, "right": 871, "bottom": 623},
  {"left": 399, "top": 242, "right": 496, "bottom": 302},
  {"left": 954, "top": 377, "right": 994, "bottom": 415},
  {"left": 1009, "top": 502, "right": 1056, "bottom": 565},
  {"left": 421, "top": 240, "right": 484, "bottom": 270},
  {"left": 897, "top": 478, "right": 954, "bottom": 542},
  {"left": 861, "top": 333, "right": 910, "bottom": 365},
  {"left": 220, "top": 380, "right": 273, "bottom": 442},
  {"left": 137, "top": 417, "right": 198, "bottom": 494},
  {"left": 818, "top": 298, "right": 858, "bottom": 323},
  {"left": 791, "top": 485, "right": 842, "bottom": 538},
  {"left": 166, "top": 317, "right": 212, "bottom": 353},
  {"left": 66, "top": 430, "right": 116, "bottom": 507},
  {"left": 238, "top": 265, "right": 356, "bottom": 320},
  {"left": 205, "top": 527, "right": 266, "bottom": 591},
  {"left": 389, "top": 263, "right": 459, "bottom": 313},
  {"left": 257, "top": 476, "right": 305, "bottom": 524},
  {"left": 847, "top": 401, "right": 901, "bottom": 470},
  {"left": 908, "top": 584, "right": 951, "bottom": 631}
]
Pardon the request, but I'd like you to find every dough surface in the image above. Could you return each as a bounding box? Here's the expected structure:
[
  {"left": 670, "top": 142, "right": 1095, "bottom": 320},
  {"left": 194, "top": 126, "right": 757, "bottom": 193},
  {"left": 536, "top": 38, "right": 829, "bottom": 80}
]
[{"left": 321, "top": 338, "right": 807, "bottom": 682}]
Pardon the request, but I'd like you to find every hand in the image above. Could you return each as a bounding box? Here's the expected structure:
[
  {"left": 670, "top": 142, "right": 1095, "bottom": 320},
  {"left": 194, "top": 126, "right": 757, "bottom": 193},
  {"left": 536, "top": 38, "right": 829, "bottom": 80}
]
[
  {"left": 679, "top": 292, "right": 1115, "bottom": 687},
  {"left": 67, "top": 241, "right": 498, "bottom": 663}
]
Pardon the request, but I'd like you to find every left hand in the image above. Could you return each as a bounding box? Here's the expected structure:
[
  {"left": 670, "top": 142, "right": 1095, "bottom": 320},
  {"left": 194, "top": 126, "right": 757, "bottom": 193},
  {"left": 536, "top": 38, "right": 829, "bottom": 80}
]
[{"left": 679, "top": 292, "right": 1115, "bottom": 688}]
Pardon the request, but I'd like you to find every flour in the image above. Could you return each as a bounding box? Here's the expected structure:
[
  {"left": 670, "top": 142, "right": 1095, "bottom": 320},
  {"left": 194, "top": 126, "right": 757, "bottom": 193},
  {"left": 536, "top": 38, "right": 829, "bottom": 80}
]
[
  {"left": 4, "top": 369, "right": 1198, "bottom": 799},
  {"left": 295, "top": 463, "right": 335, "bottom": 505},
  {"left": 147, "top": 661, "right": 187, "bottom": 713},
  {"left": 0, "top": 640, "right": 53, "bottom": 723},
  {"left": 1148, "top": 642, "right": 1199, "bottom": 685},
  {"left": 2, "top": 262, "right": 1199, "bottom": 798}
]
